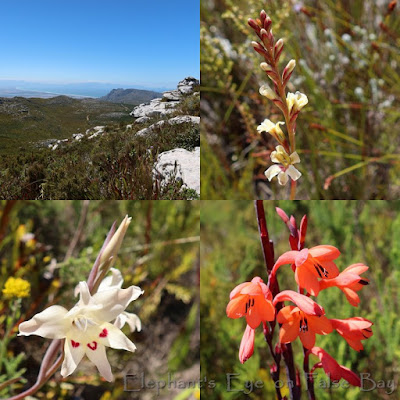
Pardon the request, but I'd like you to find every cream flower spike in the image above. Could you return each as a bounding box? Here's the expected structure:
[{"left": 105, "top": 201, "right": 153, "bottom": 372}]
[
  {"left": 265, "top": 145, "right": 302, "bottom": 185},
  {"left": 19, "top": 280, "right": 143, "bottom": 381}
]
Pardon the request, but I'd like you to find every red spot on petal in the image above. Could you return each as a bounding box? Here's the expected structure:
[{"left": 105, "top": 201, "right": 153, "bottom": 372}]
[
  {"left": 71, "top": 340, "right": 80, "bottom": 348},
  {"left": 87, "top": 341, "right": 97, "bottom": 351},
  {"left": 99, "top": 328, "right": 108, "bottom": 338}
]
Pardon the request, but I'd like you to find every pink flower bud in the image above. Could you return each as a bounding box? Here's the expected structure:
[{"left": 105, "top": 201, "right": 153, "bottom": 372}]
[{"left": 239, "top": 325, "right": 255, "bottom": 364}]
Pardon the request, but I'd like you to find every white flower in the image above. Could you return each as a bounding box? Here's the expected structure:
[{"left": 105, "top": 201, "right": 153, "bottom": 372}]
[
  {"left": 19, "top": 280, "right": 143, "bottom": 381},
  {"left": 286, "top": 91, "right": 308, "bottom": 114},
  {"left": 265, "top": 145, "right": 302, "bottom": 185},
  {"left": 257, "top": 119, "right": 285, "bottom": 142}
]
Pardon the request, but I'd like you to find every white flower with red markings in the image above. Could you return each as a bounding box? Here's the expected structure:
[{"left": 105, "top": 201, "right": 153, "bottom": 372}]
[{"left": 19, "top": 280, "right": 143, "bottom": 381}]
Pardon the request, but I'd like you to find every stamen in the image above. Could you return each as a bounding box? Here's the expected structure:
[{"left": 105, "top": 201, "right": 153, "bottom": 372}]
[
  {"left": 251, "top": 298, "right": 255, "bottom": 307},
  {"left": 315, "top": 266, "right": 322, "bottom": 278},
  {"left": 359, "top": 280, "right": 369, "bottom": 285},
  {"left": 87, "top": 341, "right": 98, "bottom": 351}
]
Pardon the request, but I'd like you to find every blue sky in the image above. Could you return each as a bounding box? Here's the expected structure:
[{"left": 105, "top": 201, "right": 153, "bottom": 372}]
[{"left": 0, "top": 0, "right": 199, "bottom": 88}]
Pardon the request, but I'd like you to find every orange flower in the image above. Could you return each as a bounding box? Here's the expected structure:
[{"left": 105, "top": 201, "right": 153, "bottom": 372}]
[
  {"left": 310, "top": 347, "right": 361, "bottom": 387},
  {"left": 274, "top": 291, "right": 332, "bottom": 349},
  {"left": 272, "top": 246, "right": 340, "bottom": 296},
  {"left": 319, "top": 263, "right": 369, "bottom": 306},
  {"left": 330, "top": 317, "right": 373, "bottom": 351},
  {"left": 239, "top": 325, "right": 255, "bottom": 363},
  {"left": 226, "top": 277, "right": 275, "bottom": 329},
  {"left": 277, "top": 306, "right": 332, "bottom": 349}
]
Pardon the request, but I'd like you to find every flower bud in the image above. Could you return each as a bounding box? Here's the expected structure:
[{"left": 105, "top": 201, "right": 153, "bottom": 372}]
[
  {"left": 259, "top": 84, "right": 276, "bottom": 100},
  {"left": 99, "top": 215, "right": 132, "bottom": 270}
]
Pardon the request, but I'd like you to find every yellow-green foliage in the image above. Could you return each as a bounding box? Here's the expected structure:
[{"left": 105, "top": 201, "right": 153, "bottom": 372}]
[
  {"left": 201, "top": 200, "right": 400, "bottom": 399},
  {"left": 201, "top": 0, "right": 400, "bottom": 199}
]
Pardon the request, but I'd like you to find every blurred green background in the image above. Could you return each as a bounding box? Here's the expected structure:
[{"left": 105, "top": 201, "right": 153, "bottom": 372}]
[
  {"left": 201, "top": 0, "right": 400, "bottom": 199},
  {"left": 201, "top": 200, "right": 400, "bottom": 399},
  {"left": 0, "top": 200, "right": 200, "bottom": 400}
]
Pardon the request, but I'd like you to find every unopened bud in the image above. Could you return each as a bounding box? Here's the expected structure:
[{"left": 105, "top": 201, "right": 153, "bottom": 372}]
[
  {"left": 260, "top": 62, "right": 271, "bottom": 71},
  {"left": 99, "top": 215, "right": 132, "bottom": 270},
  {"left": 285, "top": 59, "right": 296, "bottom": 74},
  {"left": 259, "top": 84, "right": 276, "bottom": 100},
  {"left": 275, "top": 39, "right": 284, "bottom": 53}
]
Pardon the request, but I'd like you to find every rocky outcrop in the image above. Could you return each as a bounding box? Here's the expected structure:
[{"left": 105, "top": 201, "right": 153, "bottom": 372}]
[
  {"left": 130, "top": 98, "right": 179, "bottom": 118},
  {"left": 177, "top": 77, "right": 199, "bottom": 95},
  {"left": 153, "top": 147, "right": 200, "bottom": 195},
  {"left": 130, "top": 77, "right": 199, "bottom": 119}
]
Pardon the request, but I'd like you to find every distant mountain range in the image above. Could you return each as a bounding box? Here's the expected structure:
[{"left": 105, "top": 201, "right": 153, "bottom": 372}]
[
  {"left": 100, "top": 88, "right": 162, "bottom": 105},
  {"left": 0, "top": 80, "right": 173, "bottom": 98}
]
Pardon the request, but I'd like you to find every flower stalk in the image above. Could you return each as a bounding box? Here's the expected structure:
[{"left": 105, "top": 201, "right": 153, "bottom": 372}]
[{"left": 249, "top": 10, "right": 308, "bottom": 196}]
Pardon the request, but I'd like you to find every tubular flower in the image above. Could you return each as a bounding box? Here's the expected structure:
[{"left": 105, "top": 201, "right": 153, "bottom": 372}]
[
  {"left": 239, "top": 325, "right": 255, "bottom": 364},
  {"left": 286, "top": 91, "right": 308, "bottom": 114},
  {"left": 272, "top": 246, "right": 340, "bottom": 296},
  {"left": 257, "top": 119, "right": 286, "bottom": 142},
  {"left": 310, "top": 347, "right": 361, "bottom": 387},
  {"left": 319, "top": 263, "right": 369, "bottom": 306},
  {"left": 265, "top": 145, "right": 301, "bottom": 186},
  {"left": 19, "top": 281, "right": 143, "bottom": 381},
  {"left": 226, "top": 277, "right": 275, "bottom": 329},
  {"left": 277, "top": 306, "right": 332, "bottom": 349},
  {"left": 330, "top": 317, "right": 373, "bottom": 351}
]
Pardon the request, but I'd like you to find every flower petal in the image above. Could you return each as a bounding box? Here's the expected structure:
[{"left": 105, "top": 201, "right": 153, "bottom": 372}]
[
  {"left": 18, "top": 305, "right": 69, "bottom": 339},
  {"left": 265, "top": 165, "right": 281, "bottom": 181},
  {"left": 273, "top": 290, "right": 324, "bottom": 316},
  {"left": 246, "top": 307, "right": 262, "bottom": 329},
  {"left": 98, "top": 268, "right": 124, "bottom": 291},
  {"left": 229, "top": 282, "right": 250, "bottom": 299},
  {"left": 114, "top": 312, "right": 141, "bottom": 332},
  {"left": 256, "top": 298, "right": 275, "bottom": 321},
  {"left": 286, "top": 165, "right": 301, "bottom": 181},
  {"left": 280, "top": 321, "right": 299, "bottom": 343},
  {"left": 299, "top": 330, "right": 315, "bottom": 349},
  {"left": 85, "top": 342, "right": 113, "bottom": 382},
  {"left": 61, "top": 338, "right": 85, "bottom": 377},
  {"left": 295, "top": 266, "right": 320, "bottom": 296},
  {"left": 307, "top": 315, "right": 332, "bottom": 334},
  {"left": 277, "top": 171, "right": 289, "bottom": 185},
  {"left": 339, "top": 366, "right": 361, "bottom": 387},
  {"left": 290, "top": 152, "right": 301, "bottom": 164},
  {"left": 98, "top": 322, "right": 136, "bottom": 352},
  {"left": 92, "top": 286, "right": 144, "bottom": 322},
  {"left": 226, "top": 294, "right": 246, "bottom": 318},
  {"left": 341, "top": 287, "right": 360, "bottom": 307},
  {"left": 277, "top": 306, "right": 296, "bottom": 324},
  {"left": 309, "top": 245, "right": 340, "bottom": 261}
]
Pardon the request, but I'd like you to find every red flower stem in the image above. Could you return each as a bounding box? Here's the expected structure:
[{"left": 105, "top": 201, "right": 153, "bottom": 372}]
[
  {"left": 254, "top": 200, "right": 275, "bottom": 274},
  {"left": 254, "top": 200, "right": 300, "bottom": 400},
  {"left": 303, "top": 348, "right": 316, "bottom": 400},
  {"left": 264, "top": 333, "right": 283, "bottom": 400}
]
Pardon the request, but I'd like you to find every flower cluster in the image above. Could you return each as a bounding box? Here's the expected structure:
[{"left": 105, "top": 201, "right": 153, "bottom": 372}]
[
  {"left": 2, "top": 277, "right": 31, "bottom": 299},
  {"left": 249, "top": 10, "right": 308, "bottom": 190},
  {"left": 227, "top": 207, "right": 372, "bottom": 394}
]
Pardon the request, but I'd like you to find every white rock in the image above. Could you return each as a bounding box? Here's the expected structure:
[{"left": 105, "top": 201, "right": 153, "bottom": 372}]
[
  {"left": 134, "top": 116, "right": 151, "bottom": 124},
  {"left": 168, "top": 116, "right": 200, "bottom": 125},
  {"left": 130, "top": 98, "right": 179, "bottom": 118},
  {"left": 162, "top": 90, "right": 182, "bottom": 101},
  {"left": 73, "top": 133, "right": 84, "bottom": 141},
  {"left": 153, "top": 147, "right": 200, "bottom": 194},
  {"left": 177, "top": 77, "right": 199, "bottom": 95}
]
